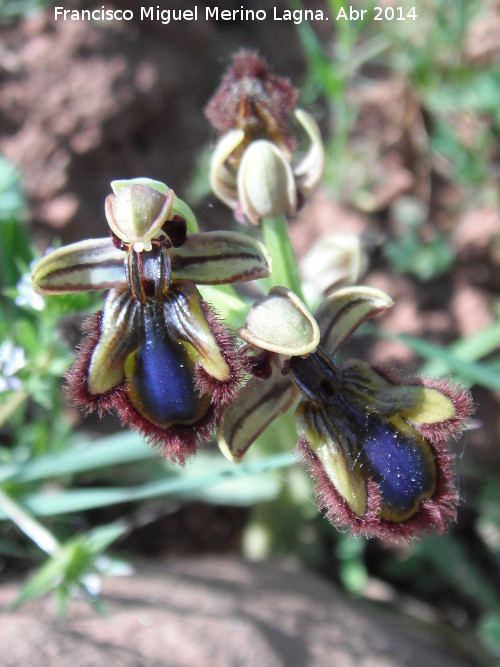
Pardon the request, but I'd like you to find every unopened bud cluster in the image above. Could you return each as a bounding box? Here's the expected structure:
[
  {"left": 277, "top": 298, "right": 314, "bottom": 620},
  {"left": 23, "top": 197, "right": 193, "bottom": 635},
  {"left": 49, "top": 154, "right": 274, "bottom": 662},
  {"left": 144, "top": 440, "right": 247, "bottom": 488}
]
[{"left": 207, "top": 51, "right": 325, "bottom": 224}]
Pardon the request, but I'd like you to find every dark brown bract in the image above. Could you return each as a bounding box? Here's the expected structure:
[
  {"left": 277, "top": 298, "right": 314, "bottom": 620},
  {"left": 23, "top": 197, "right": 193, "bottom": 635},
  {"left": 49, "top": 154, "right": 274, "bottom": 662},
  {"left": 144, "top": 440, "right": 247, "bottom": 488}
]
[{"left": 204, "top": 50, "right": 298, "bottom": 149}]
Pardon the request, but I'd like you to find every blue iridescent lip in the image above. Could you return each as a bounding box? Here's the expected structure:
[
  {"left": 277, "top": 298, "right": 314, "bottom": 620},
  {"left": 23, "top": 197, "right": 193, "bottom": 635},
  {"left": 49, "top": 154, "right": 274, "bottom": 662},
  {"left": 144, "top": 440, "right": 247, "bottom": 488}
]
[
  {"left": 124, "top": 301, "right": 210, "bottom": 428},
  {"left": 290, "top": 350, "right": 436, "bottom": 523},
  {"left": 332, "top": 398, "right": 436, "bottom": 521},
  {"left": 66, "top": 275, "right": 245, "bottom": 462}
]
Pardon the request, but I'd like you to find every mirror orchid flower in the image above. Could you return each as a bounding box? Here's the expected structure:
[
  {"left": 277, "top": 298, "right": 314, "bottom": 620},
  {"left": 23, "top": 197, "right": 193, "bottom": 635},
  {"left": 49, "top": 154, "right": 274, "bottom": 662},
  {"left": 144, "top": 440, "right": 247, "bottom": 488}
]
[
  {"left": 31, "top": 178, "right": 271, "bottom": 462},
  {"left": 218, "top": 286, "right": 472, "bottom": 540}
]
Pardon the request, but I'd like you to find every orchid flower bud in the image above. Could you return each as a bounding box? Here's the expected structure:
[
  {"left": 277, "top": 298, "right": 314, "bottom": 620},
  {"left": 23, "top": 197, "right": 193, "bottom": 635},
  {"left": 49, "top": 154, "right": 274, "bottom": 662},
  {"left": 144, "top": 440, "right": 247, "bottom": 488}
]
[
  {"left": 206, "top": 51, "right": 325, "bottom": 223},
  {"left": 300, "top": 233, "right": 368, "bottom": 302},
  {"left": 237, "top": 141, "right": 297, "bottom": 225}
]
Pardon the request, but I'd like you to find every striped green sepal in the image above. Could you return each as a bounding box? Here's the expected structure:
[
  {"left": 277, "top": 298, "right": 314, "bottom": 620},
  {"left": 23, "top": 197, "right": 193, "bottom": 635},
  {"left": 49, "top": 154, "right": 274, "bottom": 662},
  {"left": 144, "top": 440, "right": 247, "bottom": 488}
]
[
  {"left": 314, "top": 286, "right": 394, "bottom": 356},
  {"left": 218, "top": 363, "right": 297, "bottom": 463},
  {"left": 31, "top": 238, "right": 126, "bottom": 295},
  {"left": 169, "top": 232, "right": 272, "bottom": 284}
]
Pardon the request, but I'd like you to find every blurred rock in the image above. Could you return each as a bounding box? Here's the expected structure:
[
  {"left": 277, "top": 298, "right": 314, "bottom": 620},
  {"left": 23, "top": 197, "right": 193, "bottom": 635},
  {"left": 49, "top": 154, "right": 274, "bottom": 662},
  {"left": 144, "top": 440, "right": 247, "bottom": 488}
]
[{"left": 0, "top": 557, "right": 474, "bottom": 666}]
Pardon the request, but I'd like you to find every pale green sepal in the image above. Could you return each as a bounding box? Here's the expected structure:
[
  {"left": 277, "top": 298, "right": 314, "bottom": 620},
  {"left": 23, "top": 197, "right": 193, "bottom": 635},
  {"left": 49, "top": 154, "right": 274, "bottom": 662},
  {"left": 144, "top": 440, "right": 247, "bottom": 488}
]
[
  {"left": 209, "top": 129, "right": 245, "bottom": 209},
  {"left": 169, "top": 232, "right": 271, "bottom": 284},
  {"left": 105, "top": 185, "right": 174, "bottom": 252},
  {"left": 111, "top": 178, "right": 169, "bottom": 196},
  {"left": 111, "top": 178, "right": 198, "bottom": 232},
  {"left": 295, "top": 402, "right": 367, "bottom": 517},
  {"left": 87, "top": 288, "right": 139, "bottom": 395},
  {"left": 378, "top": 385, "right": 456, "bottom": 424},
  {"left": 315, "top": 286, "right": 394, "bottom": 356},
  {"left": 239, "top": 286, "right": 320, "bottom": 356},
  {"left": 218, "top": 364, "right": 297, "bottom": 463},
  {"left": 237, "top": 140, "right": 297, "bottom": 224},
  {"left": 293, "top": 109, "right": 325, "bottom": 197},
  {"left": 166, "top": 283, "right": 230, "bottom": 382},
  {"left": 31, "top": 238, "right": 126, "bottom": 295}
]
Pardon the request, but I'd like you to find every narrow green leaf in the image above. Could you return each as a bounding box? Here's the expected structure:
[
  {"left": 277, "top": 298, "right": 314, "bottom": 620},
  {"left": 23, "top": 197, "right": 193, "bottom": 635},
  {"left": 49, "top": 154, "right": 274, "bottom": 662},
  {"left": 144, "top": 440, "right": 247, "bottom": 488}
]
[
  {"left": 0, "top": 432, "right": 156, "bottom": 484},
  {"left": 478, "top": 613, "right": 500, "bottom": 657},
  {"left": 0, "top": 391, "right": 29, "bottom": 429},
  {"left": 10, "top": 541, "right": 83, "bottom": 609},
  {"left": 198, "top": 284, "right": 251, "bottom": 330},
  {"left": 83, "top": 520, "right": 129, "bottom": 554},
  {"left": 421, "top": 535, "right": 500, "bottom": 611},
  {"left": 369, "top": 327, "right": 500, "bottom": 390},
  {"left": 0, "top": 453, "right": 297, "bottom": 519},
  {"left": 421, "top": 321, "right": 500, "bottom": 377},
  {"left": 10, "top": 521, "right": 128, "bottom": 610}
]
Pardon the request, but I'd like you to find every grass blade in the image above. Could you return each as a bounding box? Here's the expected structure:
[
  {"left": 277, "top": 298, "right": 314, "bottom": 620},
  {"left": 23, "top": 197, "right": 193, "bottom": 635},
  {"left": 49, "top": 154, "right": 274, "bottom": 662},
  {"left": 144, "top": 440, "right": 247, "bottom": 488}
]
[{"left": 0, "top": 452, "right": 297, "bottom": 519}]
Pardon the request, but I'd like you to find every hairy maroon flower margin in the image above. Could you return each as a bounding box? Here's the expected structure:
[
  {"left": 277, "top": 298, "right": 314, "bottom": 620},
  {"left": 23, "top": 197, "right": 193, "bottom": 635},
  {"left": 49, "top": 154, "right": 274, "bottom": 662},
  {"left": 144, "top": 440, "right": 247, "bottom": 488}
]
[{"left": 66, "top": 301, "right": 249, "bottom": 464}]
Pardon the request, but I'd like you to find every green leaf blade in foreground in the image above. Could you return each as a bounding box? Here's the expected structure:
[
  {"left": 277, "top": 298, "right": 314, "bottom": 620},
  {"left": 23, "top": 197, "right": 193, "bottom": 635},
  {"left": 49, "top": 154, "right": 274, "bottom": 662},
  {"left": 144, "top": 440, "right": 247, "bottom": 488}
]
[
  {"left": 0, "top": 432, "right": 156, "bottom": 484},
  {"left": 10, "top": 521, "right": 129, "bottom": 611},
  {"left": 0, "top": 452, "right": 297, "bottom": 519}
]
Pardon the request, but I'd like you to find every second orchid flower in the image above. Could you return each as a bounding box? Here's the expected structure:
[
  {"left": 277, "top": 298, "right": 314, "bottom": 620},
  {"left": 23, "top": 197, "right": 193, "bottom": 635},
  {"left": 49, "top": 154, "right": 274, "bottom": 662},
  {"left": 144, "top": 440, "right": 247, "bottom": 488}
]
[{"left": 218, "top": 286, "right": 472, "bottom": 541}]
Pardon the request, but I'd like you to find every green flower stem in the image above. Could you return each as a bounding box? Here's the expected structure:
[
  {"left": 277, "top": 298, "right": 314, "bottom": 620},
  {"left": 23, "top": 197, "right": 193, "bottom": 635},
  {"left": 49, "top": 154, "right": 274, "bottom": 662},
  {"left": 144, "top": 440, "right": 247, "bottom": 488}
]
[
  {"left": 198, "top": 284, "right": 252, "bottom": 330},
  {"left": 0, "top": 487, "right": 60, "bottom": 555},
  {"left": 261, "top": 215, "right": 305, "bottom": 301}
]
